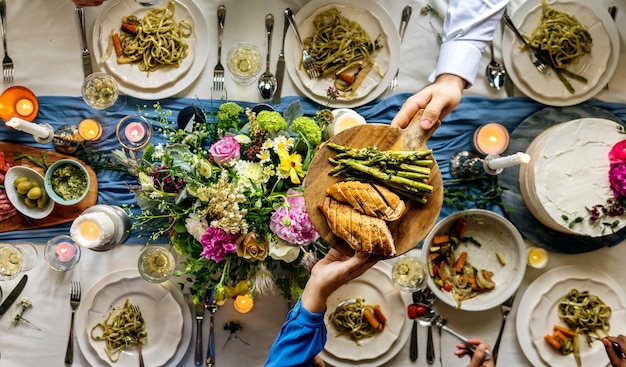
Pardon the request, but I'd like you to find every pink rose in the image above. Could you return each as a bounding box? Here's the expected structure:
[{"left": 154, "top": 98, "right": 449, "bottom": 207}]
[
  {"left": 210, "top": 136, "right": 241, "bottom": 165},
  {"left": 609, "top": 140, "right": 626, "bottom": 165}
]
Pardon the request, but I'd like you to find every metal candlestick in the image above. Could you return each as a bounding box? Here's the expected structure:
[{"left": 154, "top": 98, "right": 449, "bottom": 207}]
[
  {"left": 449, "top": 151, "right": 501, "bottom": 178},
  {"left": 53, "top": 124, "right": 84, "bottom": 154}
]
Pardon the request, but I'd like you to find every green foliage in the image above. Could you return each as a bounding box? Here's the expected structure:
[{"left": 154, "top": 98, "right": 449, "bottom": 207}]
[{"left": 443, "top": 175, "right": 509, "bottom": 212}]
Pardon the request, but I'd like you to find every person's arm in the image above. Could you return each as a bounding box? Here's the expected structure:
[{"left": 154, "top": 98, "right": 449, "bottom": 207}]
[
  {"left": 454, "top": 338, "right": 495, "bottom": 367},
  {"left": 392, "top": 0, "right": 509, "bottom": 130},
  {"left": 265, "top": 249, "right": 373, "bottom": 367}
]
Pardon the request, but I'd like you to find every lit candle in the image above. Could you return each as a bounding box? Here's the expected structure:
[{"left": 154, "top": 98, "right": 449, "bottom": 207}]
[
  {"left": 15, "top": 98, "right": 34, "bottom": 117},
  {"left": 527, "top": 247, "right": 548, "bottom": 269},
  {"left": 473, "top": 123, "right": 510, "bottom": 155},
  {"left": 79, "top": 220, "right": 101, "bottom": 242},
  {"left": 78, "top": 119, "right": 102, "bottom": 141},
  {"left": 55, "top": 241, "right": 77, "bottom": 262},
  {"left": 70, "top": 212, "right": 115, "bottom": 248},
  {"left": 125, "top": 122, "right": 146, "bottom": 143},
  {"left": 325, "top": 110, "right": 365, "bottom": 139},
  {"left": 6, "top": 117, "right": 51, "bottom": 140},
  {"left": 233, "top": 294, "right": 254, "bottom": 313},
  {"left": 486, "top": 152, "right": 531, "bottom": 171}
]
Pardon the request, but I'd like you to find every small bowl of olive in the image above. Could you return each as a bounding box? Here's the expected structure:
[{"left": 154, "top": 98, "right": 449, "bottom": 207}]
[
  {"left": 5, "top": 166, "right": 54, "bottom": 219},
  {"left": 44, "top": 159, "right": 90, "bottom": 206}
]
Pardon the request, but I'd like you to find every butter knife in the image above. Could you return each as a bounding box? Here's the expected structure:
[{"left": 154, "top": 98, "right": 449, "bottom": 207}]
[
  {"left": 195, "top": 300, "right": 204, "bottom": 366},
  {"left": 75, "top": 7, "right": 93, "bottom": 78},
  {"left": 0, "top": 274, "right": 28, "bottom": 318},
  {"left": 273, "top": 10, "right": 290, "bottom": 106}
]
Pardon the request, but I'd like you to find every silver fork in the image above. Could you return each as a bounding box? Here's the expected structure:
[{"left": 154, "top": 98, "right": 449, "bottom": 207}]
[
  {"left": 389, "top": 5, "right": 412, "bottom": 91},
  {"left": 492, "top": 293, "right": 516, "bottom": 365},
  {"left": 213, "top": 5, "right": 226, "bottom": 95},
  {"left": 0, "top": 0, "right": 13, "bottom": 84},
  {"left": 64, "top": 281, "right": 81, "bottom": 367},
  {"left": 131, "top": 305, "right": 145, "bottom": 367},
  {"left": 285, "top": 8, "right": 318, "bottom": 79},
  {"left": 502, "top": 11, "right": 550, "bottom": 76}
]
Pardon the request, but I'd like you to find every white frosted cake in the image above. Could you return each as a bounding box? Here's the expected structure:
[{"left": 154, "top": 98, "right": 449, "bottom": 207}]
[{"left": 520, "top": 118, "right": 626, "bottom": 237}]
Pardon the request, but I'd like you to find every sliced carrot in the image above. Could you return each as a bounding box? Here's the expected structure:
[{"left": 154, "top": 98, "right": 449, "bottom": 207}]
[
  {"left": 483, "top": 270, "right": 493, "bottom": 282},
  {"left": 363, "top": 310, "right": 382, "bottom": 330},
  {"left": 544, "top": 334, "right": 562, "bottom": 350},
  {"left": 450, "top": 218, "right": 467, "bottom": 238},
  {"left": 121, "top": 22, "right": 139, "bottom": 35},
  {"left": 553, "top": 324, "right": 576, "bottom": 338},
  {"left": 455, "top": 251, "right": 468, "bottom": 273},
  {"left": 436, "top": 266, "right": 446, "bottom": 281},
  {"left": 429, "top": 253, "right": 441, "bottom": 261},
  {"left": 432, "top": 234, "right": 450, "bottom": 245},
  {"left": 112, "top": 33, "right": 123, "bottom": 57},
  {"left": 373, "top": 305, "right": 387, "bottom": 327},
  {"left": 553, "top": 330, "right": 568, "bottom": 343},
  {"left": 337, "top": 73, "right": 355, "bottom": 85}
]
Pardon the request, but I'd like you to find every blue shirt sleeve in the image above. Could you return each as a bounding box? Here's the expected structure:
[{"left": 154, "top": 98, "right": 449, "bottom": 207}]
[{"left": 264, "top": 297, "right": 327, "bottom": 367}]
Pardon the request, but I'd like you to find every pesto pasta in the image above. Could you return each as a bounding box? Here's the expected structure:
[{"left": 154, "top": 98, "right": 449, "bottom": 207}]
[
  {"left": 90, "top": 299, "right": 147, "bottom": 362},
  {"left": 558, "top": 288, "right": 611, "bottom": 339},
  {"left": 328, "top": 298, "right": 379, "bottom": 345},
  {"left": 118, "top": 1, "right": 192, "bottom": 75}
]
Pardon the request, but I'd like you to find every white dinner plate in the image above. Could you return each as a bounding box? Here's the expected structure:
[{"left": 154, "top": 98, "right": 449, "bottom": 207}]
[
  {"left": 76, "top": 268, "right": 192, "bottom": 367},
  {"left": 93, "top": 0, "right": 210, "bottom": 99},
  {"left": 285, "top": 0, "right": 400, "bottom": 108},
  {"left": 517, "top": 265, "right": 626, "bottom": 366},
  {"left": 320, "top": 261, "right": 412, "bottom": 366},
  {"left": 502, "top": 0, "right": 620, "bottom": 106}
]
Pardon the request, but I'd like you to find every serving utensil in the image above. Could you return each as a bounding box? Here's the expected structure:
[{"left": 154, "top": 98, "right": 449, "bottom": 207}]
[
  {"left": 389, "top": 5, "right": 412, "bottom": 91},
  {"left": 285, "top": 8, "right": 319, "bottom": 79},
  {"left": 74, "top": 7, "right": 92, "bottom": 78},
  {"left": 502, "top": 11, "right": 550, "bottom": 76},
  {"left": 409, "top": 291, "right": 421, "bottom": 361},
  {"left": 421, "top": 287, "right": 437, "bottom": 364},
  {"left": 64, "top": 281, "right": 81, "bottom": 366},
  {"left": 0, "top": 0, "right": 13, "bottom": 84},
  {"left": 258, "top": 14, "right": 277, "bottom": 101},
  {"left": 486, "top": 41, "right": 506, "bottom": 91},
  {"left": 212, "top": 5, "right": 226, "bottom": 95},
  {"left": 0, "top": 274, "right": 27, "bottom": 317},
  {"left": 195, "top": 299, "right": 205, "bottom": 366},
  {"left": 131, "top": 305, "right": 145, "bottom": 367},
  {"left": 304, "top": 110, "right": 443, "bottom": 258},
  {"left": 273, "top": 11, "right": 290, "bottom": 106},
  {"left": 204, "top": 288, "right": 218, "bottom": 367}
]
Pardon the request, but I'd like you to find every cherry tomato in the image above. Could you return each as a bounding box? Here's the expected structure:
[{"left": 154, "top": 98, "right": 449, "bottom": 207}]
[
  {"left": 407, "top": 304, "right": 428, "bottom": 319},
  {"left": 442, "top": 281, "right": 453, "bottom": 292}
]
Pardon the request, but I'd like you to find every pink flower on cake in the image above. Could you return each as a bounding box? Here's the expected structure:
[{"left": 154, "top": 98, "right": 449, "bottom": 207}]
[
  {"left": 209, "top": 136, "right": 241, "bottom": 165},
  {"left": 609, "top": 162, "right": 626, "bottom": 199},
  {"left": 609, "top": 140, "right": 626, "bottom": 165}
]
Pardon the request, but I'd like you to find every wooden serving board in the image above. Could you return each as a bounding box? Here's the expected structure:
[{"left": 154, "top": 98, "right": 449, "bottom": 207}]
[
  {"left": 0, "top": 142, "right": 98, "bottom": 233},
  {"left": 304, "top": 111, "right": 443, "bottom": 258}
]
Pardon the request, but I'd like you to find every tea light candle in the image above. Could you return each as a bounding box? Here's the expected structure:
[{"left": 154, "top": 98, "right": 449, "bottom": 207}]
[
  {"left": 6, "top": 117, "right": 51, "bottom": 140},
  {"left": 78, "top": 119, "right": 102, "bottom": 141},
  {"left": 16, "top": 98, "right": 35, "bottom": 117},
  {"left": 473, "top": 123, "right": 510, "bottom": 155},
  {"left": 55, "top": 241, "right": 76, "bottom": 262},
  {"left": 233, "top": 294, "right": 254, "bottom": 313},
  {"left": 125, "top": 122, "right": 146, "bottom": 143},
  {"left": 70, "top": 212, "right": 116, "bottom": 249},
  {"left": 527, "top": 247, "right": 548, "bottom": 269},
  {"left": 325, "top": 109, "right": 366, "bottom": 139},
  {"left": 486, "top": 152, "right": 531, "bottom": 171}
]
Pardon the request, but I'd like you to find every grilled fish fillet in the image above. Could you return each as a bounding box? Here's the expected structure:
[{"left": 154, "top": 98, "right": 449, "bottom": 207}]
[
  {"left": 318, "top": 196, "right": 396, "bottom": 256},
  {"left": 326, "top": 181, "right": 406, "bottom": 221}
]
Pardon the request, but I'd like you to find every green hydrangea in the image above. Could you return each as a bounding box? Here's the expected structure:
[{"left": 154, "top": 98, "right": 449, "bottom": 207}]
[
  {"left": 216, "top": 102, "right": 244, "bottom": 130},
  {"left": 291, "top": 116, "right": 322, "bottom": 146},
  {"left": 257, "top": 111, "right": 287, "bottom": 132}
]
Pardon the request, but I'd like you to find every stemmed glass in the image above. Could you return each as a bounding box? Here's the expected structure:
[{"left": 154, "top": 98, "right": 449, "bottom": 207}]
[
  {"left": 0, "top": 243, "right": 38, "bottom": 280},
  {"left": 81, "top": 72, "right": 119, "bottom": 110}
]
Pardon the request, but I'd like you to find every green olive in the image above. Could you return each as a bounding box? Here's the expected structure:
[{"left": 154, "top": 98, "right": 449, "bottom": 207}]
[
  {"left": 27, "top": 186, "right": 42, "bottom": 200},
  {"left": 24, "top": 197, "right": 37, "bottom": 208},
  {"left": 37, "top": 191, "right": 49, "bottom": 208},
  {"left": 16, "top": 181, "right": 34, "bottom": 195},
  {"left": 13, "top": 176, "right": 29, "bottom": 186}
]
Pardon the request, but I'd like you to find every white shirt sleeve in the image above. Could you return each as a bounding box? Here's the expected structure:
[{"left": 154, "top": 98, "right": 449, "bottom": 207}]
[{"left": 429, "top": 0, "right": 509, "bottom": 87}]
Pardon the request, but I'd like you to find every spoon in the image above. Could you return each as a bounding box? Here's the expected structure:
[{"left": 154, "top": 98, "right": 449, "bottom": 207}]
[
  {"left": 486, "top": 41, "right": 506, "bottom": 91},
  {"left": 420, "top": 288, "right": 437, "bottom": 364},
  {"left": 258, "top": 14, "right": 277, "bottom": 101}
]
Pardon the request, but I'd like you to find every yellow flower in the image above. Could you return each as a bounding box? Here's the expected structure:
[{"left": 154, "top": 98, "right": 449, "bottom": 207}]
[
  {"left": 236, "top": 231, "right": 268, "bottom": 261},
  {"left": 277, "top": 147, "right": 303, "bottom": 184}
]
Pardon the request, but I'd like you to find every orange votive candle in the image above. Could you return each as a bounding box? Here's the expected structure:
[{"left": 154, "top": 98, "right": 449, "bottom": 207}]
[
  {"left": 78, "top": 119, "right": 102, "bottom": 141},
  {"left": 473, "top": 123, "right": 510, "bottom": 155},
  {"left": 233, "top": 294, "right": 254, "bottom": 314}
]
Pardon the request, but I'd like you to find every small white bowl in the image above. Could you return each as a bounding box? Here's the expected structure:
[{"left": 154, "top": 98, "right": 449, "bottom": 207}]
[
  {"left": 44, "top": 159, "right": 90, "bottom": 206},
  {"left": 421, "top": 209, "right": 525, "bottom": 311},
  {"left": 5, "top": 166, "right": 54, "bottom": 219}
]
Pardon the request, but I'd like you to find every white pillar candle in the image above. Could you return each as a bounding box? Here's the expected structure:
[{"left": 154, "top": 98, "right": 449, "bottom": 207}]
[
  {"left": 486, "top": 152, "right": 531, "bottom": 171},
  {"left": 6, "top": 117, "right": 51, "bottom": 140}
]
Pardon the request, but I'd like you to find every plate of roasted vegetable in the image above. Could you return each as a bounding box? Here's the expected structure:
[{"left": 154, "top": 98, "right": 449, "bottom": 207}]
[
  {"left": 421, "top": 209, "right": 525, "bottom": 311},
  {"left": 93, "top": 0, "right": 209, "bottom": 99},
  {"left": 304, "top": 110, "right": 443, "bottom": 259},
  {"left": 502, "top": 0, "right": 619, "bottom": 106}
]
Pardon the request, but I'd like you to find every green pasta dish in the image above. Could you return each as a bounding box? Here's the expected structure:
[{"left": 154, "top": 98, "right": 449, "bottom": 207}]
[
  {"left": 558, "top": 288, "right": 611, "bottom": 340},
  {"left": 328, "top": 298, "right": 386, "bottom": 345},
  {"left": 303, "top": 8, "right": 384, "bottom": 95},
  {"left": 90, "top": 299, "right": 147, "bottom": 362},
  {"left": 526, "top": 0, "right": 593, "bottom": 93}
]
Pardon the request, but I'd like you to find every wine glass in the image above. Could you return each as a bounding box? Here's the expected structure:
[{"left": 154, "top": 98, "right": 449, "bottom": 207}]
[
  {"left": 0, "top": 243, "right": 38, "bottom": 280},
  {"left": 391, "top": 255, "right": 428, "bottom": 292},
  {"left": 81, "top": 72, "right": 119, "bottom": 110},
  {"left": 138, "top": 246, "right": 176, "bottom": 283}
]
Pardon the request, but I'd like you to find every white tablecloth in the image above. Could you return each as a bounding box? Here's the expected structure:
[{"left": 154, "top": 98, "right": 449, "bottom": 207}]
[{"left": 1, "top": 0, "right": 626, "bottom": 366}]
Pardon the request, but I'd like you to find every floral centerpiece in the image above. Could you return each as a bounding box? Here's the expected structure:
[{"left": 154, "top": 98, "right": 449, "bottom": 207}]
[{"left": 113, "top": 98, "right": 337, "bottom": 305}]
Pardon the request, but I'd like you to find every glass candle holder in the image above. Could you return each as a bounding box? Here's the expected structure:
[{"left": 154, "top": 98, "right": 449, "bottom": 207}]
[
  {"left": 0, "top": 86, "right": 39, "bottom": 122},
  {"left": 81, "top": 72, "right": 119, "bottom": 110},
  {"left": 138, "top": 246, "right": 176, "bottom": 283},
  {"left": 116, "top": 114, "right": 152, "bottom": 150},
  {"left": 527, "top": 247, "right": 549, "bottom": 269},
  {"left": 70, "top": 205, "right": 131, "bottom": 251},
  {"left": 227, "top": 42, "right": 262, "bottom": 86},
  {"left": 233, "top": 294, "right": 254, "bottom": 314},
  {"left": 78, "top": 118, "right": 103, "bottom": 141},
  {"left": 473, "top": 123, "right": 510, "bottom": 156},
  {"left": 44, "top": 235, "right": 81, "bottom": 272},
  {"left": 391, "top": 256, "right": 427, "bottom": 292}
]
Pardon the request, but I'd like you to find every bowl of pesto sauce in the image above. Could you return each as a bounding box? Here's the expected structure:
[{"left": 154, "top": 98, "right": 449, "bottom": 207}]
[{"left": 44, "top": 159, "right": 90, "bottom": 206}]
